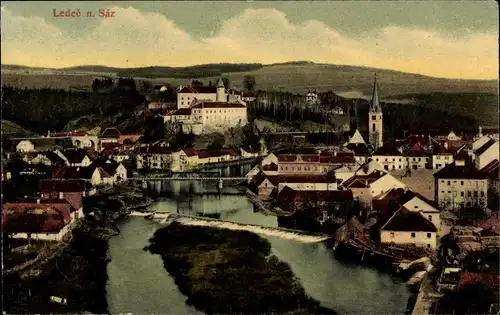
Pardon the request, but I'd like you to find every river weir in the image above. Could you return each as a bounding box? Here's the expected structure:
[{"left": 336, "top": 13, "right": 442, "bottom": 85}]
[{"left": 106, "top": 174, "right": 411, "bottom": 314}]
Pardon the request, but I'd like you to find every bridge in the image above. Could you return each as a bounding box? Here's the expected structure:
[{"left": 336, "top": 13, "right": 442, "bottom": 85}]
[{"left": 127, "top": 177, "right": 246, "bottom": 181}]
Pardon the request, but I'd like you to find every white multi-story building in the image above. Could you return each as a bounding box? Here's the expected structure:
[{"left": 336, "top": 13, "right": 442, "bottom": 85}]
[
  {"left": 433, "top": 160, "right": 489, "bottom": 210},
  {"left": 177, "top": 79, "right": 228, "bottom": 109},
  {"left": 189, "top": 101, "right": 248, "bottom": 131}
]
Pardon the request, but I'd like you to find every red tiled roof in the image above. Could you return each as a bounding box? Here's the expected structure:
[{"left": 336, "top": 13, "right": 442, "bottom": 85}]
[
  {"left": 182, "top": 148, "right": 198, "bottom": 157},
  {"left": 341, "top": 171, "right": 386, "bottom": 188},
  {"left": 381, "top": 209, "right": 437, "bottom": 232},
  {"left": 178, "top": 86, "right": 217, "bottom": 94},
  {"left": 3, "top": 210, "right": 67, "bottom": 234},
  {"left": 276, "top": 187, "right": 353, "bottom": 203},
  {"left": 2, "top": 203, "right": 70, "bottom": 231},
  {"left": 433, "top": 162, "right": 488, "bottom": 180},
  {"left": 262, "top": 162, "right": 278, "bottom": 171},
  {"left": 50, "top": 131, "right": 88, "bottom": 137},
  {"left": 37, "top": 200, "right": 73, "bottom": 223},
  {"left": 100, "top": 128, "right": 122, "bottom": 138},
  {"left": 278, "top": 175, "right": 336, "bottom": 183},
  {"left": 373, "top": 144, "right": 402, "bottom": 156},
  {"left": 459, "top": 272, "right": 500, "bottom": 292},
  {"left": 170, "top": 108, "right": 192, "bottom": 116},
  {"left": 475, "top": 139, "right": 497, "bottom": 156},
  {"left": 191, "top": 101, "right": 246, "bottom": 109},
  {"left": 478, "top": 214, "right": 500, "bottom": 234},
  {"left": 241, "top": 92, "right": 256, "bottom": 97},
  {"left": 197, "top": 148, "right": 237, "bottom": 159}
]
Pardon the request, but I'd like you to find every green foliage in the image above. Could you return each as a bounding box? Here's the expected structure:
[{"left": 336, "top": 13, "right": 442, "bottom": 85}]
[
  {"left": 221, "top": 77, "right": 230, "bottom": 89},
  {"left": 114, "top": 63, "right": 263, "bottom": 78},
  {"left": 243, "top": 75, "right": 257, "bottom": 91},
  {"left": 1, "top": 86, "right": 147, "bottom": 134},
  {"left": 146, "top": 223, "right": 336, "bottom": 315}
]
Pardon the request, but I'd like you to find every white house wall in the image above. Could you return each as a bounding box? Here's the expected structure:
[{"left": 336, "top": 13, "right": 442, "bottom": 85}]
[
  {"left": 380, "top": 230, "right": 437, "bottom": 249},
  {"left": 475, "top": 141, "right": 499, "bottom": 170}
]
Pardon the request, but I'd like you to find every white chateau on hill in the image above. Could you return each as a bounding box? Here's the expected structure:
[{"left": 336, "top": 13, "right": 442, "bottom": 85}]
[{"left": 164, "top": 78, "right": 248, "bottom": 134}]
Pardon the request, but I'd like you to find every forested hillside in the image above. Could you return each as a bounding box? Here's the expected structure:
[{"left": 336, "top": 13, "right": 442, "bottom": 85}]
[{"left": 1, "top": 86, "right": 147, "bottom": 134}]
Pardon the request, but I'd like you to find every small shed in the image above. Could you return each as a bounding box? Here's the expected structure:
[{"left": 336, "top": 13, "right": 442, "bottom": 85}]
[{"left": 334, "top": 216, "right": 365, "bottom": 242}]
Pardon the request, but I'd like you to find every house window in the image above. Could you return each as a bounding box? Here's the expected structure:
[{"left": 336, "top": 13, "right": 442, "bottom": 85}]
[
  {"left": 372, "top": 123, "right": 376, "bottom": 132},
  {"left": 411, "top": 232, "right": 416, "bottom": 238},
  {"left": 427, "top": 233, "right": 431, "bottom": 238},
  {"left": 428, "top": 215, "right": 432, "bottom": 221},
  {"left": 418, "top": 158, "right": 421, "bottom": 161},
  {"left": 392, "top": 158, "right": 395, "bottom": 162},
  {"left": 390, "top": 232, "right": 395, "bottom": 238},
  {"left": 372, "top": 115, "right": 376, "bottom": 120},
  {"left": 447, "top": 181, "right": 450, "bottom": 185},
  {"left": 461, "top": 181, "right": 464, "bottom": 185},
  {"left": 461, "top": 192, "right": 464, "bottom": 197},
  {"left": 399, "top": 158, "right": 402, "bottom": 162},
  {"left": 473, "top": 191, "right": 478, "bottom": 197}
]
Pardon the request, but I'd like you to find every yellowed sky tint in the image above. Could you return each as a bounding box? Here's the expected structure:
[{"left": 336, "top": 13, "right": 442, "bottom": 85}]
[{"left": 1, "top": 5, "right": 498, "bottom": 80}]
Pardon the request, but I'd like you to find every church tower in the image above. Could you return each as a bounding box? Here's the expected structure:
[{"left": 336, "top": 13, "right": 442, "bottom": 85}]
[
  {"left": 216, "top": 78, "right": 226, "bottom": 102},
  {"left": 368, "top": 73, "right": 383, "bottom": 149}
]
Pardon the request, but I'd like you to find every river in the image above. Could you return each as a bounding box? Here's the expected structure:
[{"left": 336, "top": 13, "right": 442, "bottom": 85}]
[{"left": 106, "top": 165, "right": 411, "bottom": 314}]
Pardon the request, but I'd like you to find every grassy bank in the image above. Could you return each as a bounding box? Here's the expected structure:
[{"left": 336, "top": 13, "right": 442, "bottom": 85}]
[
  {"left": 3, "top": 219, "right": 110, "bottom": 314},
  {"left": 146, "top": 223, "right": 336, "bottom": 315}
]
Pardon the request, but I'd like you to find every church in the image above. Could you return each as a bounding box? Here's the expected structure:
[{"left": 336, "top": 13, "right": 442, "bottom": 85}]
[{"left": 346, "top": 74, "right": 384, "bottom": 151}]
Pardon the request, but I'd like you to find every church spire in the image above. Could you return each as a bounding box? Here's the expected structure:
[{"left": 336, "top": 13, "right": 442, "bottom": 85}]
[{"left": 371, "top": 73, "right": 381, "bottom": 112}]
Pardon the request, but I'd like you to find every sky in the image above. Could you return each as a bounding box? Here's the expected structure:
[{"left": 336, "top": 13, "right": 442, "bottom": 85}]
[{"left": 1, "top": 1, "right": 498, "bottom": 80}]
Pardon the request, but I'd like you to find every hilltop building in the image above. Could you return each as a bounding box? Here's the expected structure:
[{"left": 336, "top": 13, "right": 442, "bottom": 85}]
[{"left": 165, "top": 78, "right": 248, "bottom": 134}]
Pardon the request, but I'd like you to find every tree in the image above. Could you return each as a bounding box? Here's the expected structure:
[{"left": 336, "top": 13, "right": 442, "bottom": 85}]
[
  {"left": 221, "top": 77, "right": 230, "bottom": 89},
  {"left": 164, "top": 120, "right": 181, "bottom": 136},
  {"left": 140, "top": 81, "right": 153, "bottom": 93},
  {"left": 243, "top": 75, "right": 257, "bottom": 92}
]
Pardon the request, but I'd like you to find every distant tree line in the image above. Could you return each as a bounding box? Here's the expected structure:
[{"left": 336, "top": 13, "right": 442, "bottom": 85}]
[
  {"left": 91, "top": 77, "right": 137, "bottom": 92},
  {"left": 116, "top": 63, "right": 263, "bottom": 78},
  {"left": 1, "top": 85, "right": 147, "bottom": 134}
]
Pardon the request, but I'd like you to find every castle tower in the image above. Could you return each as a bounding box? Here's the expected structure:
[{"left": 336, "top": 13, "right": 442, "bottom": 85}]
[
  {"left": 216, "top": 78, "right": 225, "bottom": 102},
  {"left": 368, "top": 73, "right": 383, "bottom": 149}
]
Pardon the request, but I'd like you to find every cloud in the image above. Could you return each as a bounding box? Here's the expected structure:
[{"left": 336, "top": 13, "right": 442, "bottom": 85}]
[{"left": 1, "top": 7, "right": 498, "bottom": 79}]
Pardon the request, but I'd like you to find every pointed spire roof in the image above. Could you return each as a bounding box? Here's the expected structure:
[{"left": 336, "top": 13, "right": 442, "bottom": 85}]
[
  {"left": 217, "top": 78, "right": 225, "bottom": 88},
  {"left": 371, "top": 73, "right": 381, "bottom": 112},
  {"left": 348, "top": 129, "right": 366, "bottom": 145}
]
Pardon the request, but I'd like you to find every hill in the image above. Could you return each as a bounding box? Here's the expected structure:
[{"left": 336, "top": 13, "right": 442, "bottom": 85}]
[
  {"left": 1, "top": 120, "right": 38, "bottom": 138},
  {"left": 2, "top": 62, "right": 496, "bottom": 94},
  {"left": 386, "top": 92, "right": 499, "bottom": 126}
]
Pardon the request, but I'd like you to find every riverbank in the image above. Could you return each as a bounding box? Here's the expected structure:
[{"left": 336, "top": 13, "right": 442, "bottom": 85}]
[
  {"left": 3, "top": 182, "right": 153, "bottom": 314},
  {"left": 246, "top": 189, "right": 293, "bottom": 217},
  {"left": 146, "top": 223, "right": 337, "bottom": 315}
]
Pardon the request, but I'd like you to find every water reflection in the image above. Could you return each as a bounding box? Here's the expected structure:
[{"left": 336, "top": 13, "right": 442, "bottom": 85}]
[{"left": 106, "top": 164, "right": 410, "bottom": 314}]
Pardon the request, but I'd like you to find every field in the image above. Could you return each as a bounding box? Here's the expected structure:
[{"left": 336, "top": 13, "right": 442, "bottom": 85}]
[{"left": 2, "top": 63, "right": 497, "bottom": 96}]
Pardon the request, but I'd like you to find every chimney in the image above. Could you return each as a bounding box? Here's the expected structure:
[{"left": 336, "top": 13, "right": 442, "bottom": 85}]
[{"left": 443, "top": 142, "right": 448, "bottom": 149}]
